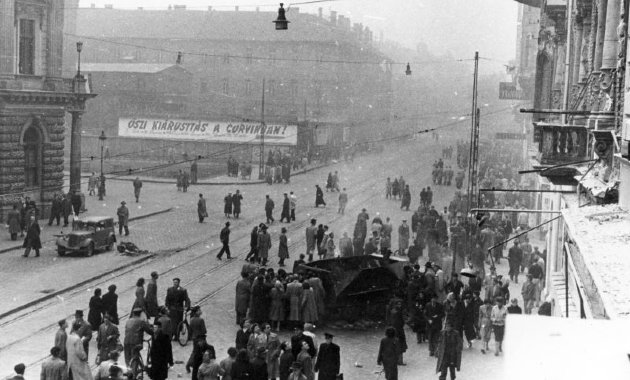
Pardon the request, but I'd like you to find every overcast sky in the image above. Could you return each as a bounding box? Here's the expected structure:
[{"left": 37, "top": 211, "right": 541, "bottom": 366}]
[{"left": 78, "top": 0, "right": 518, "bottom": 72}]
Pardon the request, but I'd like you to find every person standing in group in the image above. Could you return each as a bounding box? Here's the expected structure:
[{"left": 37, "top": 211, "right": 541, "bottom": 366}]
[
  {"left": 190, "top": 159, "right": 198, "bottom": 184},
  {"left": 401, "top": 185, "right": 411, "bottom": 211},
  {"left": 425, "top": 293, "right": 444, "bottom": 357},
  {"left": 145, "top": 271, "right": 159, "bottom": 320},
  {"left": 314, "top": 333, "right": 340, "bottom": 380},
  {"left": 280, "top": 193, "right": 291, "bottom": 223},
  {"left": 101, "top": 285, "right": 119, "bottom": 325},
  {"left": 339, "top": 232, "right": 353, "bottom": 257},
  {"left": 149, "top": 320, "right": 174, "bottom": 380},
  {"left": 133, "top": 177, "right": 143, "bottom": 203},
  {"left": 338, "top": 188, "right": 348, "bottom": 215},
  {"left": 315, "top": 185, "right": 326, "bottom": 207},
  {"left": 278, "top": 227, "right": 289, "bottom": 267},
  {"left": 22, "top": 215, "right": 41, "bottom": 257},
  {"left": 189, "top": 306, "right": 208, "bottom": 342},
  {"left": 478, "top": 298, "right": 493, "bottom": 354},
  {"left": 219, "top": 347, "right": 237, "bottom": 380},
  {"left": 7, "top": 205, "right": 21, "bottom": 241},
  {"left": 198, "top": 194, "right": 208, "bottom": 223},
  {"left": 398, "top": 220, "right": 410, "bottom": 256},
  {"left": 217, "top": 222, "right": 232, "bottom": 260},
  {"left": 286, "top": 277, "right": 304, "bottom": 329},
  {"left": 41, "top": 347, "right": 66, "bottom": 380},
  {"left": 165, "top": 278, "right": 191, "bottom": 340},
  {"left": 257, "top": 225, "right": 272, "bottom": 266},
  {"left": 88, "top": 172, "right": 97, "bottom": 196},
  {"left": 62, "top": 193, "right": 73, "bottom": 227},
  {"left": 182, "top": 171, "right": 190, "bottom": 192},
  {"left": 123, "top": 308, "right": 154, "bottom": 366},
  {"left": 508, "top": 241, "right": 523, "bottom": 284},
  {"left": 232, "top": 190, "right": 243, "bottom": 219},
  {"left": 116, "top": 201, "right": 129, "bottom": 236},
  {"left": 234, "top": 273, "right": 251, "bottom": 326},
  {"left": 54, "top": 319, "right": 68, "bottom": 361},
  {"left": 490, "top": 297, "right": 507, "bottom": 356},
  {"left": 435, "top": 324, "right": 463, "bottom": 380},
  {"left": 245, "top": 225, "right": 260, "bottom": 263},
  {"left": 88, "top": 288, "right": 104, "bottom": 331},
  {"left": 265, "top": 195, "right": 275, "bottom": 224},
  {"left": 96, "top": 313, "right": 119, "bottom": 365},
  {"left": 377, "top": 327, "right": 400, "bottom": 380},
  {"left": 270, "top": 281, "right": 286, "bottom": 332},
  {"left": 305, "top": 219, "right": 317, "bottom": 262},
  {"left": 224, "top": 193, "right": 233, "bottom": 218},
  {"left": 66, "top": 322, "right": 93, "bottom": 380},
  {"left": 48, "top": 193, "right": 62, "bottom": 226},
  {"left": 290, "top": 191, "right": 297, "bottom": 221},
  {"left": 131, "top": 278, "right": 146, "bottom": 316},
  {"left": 385, "top": 178, "right": 392, "bottom": 199}
]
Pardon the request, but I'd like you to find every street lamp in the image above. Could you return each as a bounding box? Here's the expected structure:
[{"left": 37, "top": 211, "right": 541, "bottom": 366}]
[
  {"left": 273, "top": 3, "right": 289, "bottom": 30},
  {"left": 98, "top": 130, "right": 106, "bottom": 200},
  {"left": 405, "top": 63, "right": 412, "bottom": 76},
  {"left": 76, "top": 42, "right": 83, "bottom": 79}
]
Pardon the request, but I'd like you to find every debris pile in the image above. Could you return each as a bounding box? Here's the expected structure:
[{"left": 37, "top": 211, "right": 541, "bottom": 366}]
[{"left": 117, "top": 242, "right": 149, "bottom": 256}]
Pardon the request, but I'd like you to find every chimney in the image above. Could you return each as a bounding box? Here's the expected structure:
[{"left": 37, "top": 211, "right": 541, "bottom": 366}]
[
  {"left": 235, "top": 6, "right": 239, "bottom": 11},
  {"left": 330, "top": 11, "right": 337, "bottom": 25},
  {"left": 104, "top": 4, "right": 113, "bottom": 9},
  {"left": 318, "top": 7, "right": 323, "bottom": 18}
]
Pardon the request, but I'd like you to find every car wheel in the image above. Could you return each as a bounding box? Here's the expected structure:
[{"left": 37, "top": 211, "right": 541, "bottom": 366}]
[
  {"left": 86, "top": 243, "right": 95, "bottom": 257},
  {"left": 57, "top": 247, "right": 66, "bottom": 256},
  {"left": 106, "top": 238, "right": 114, "bottom": 251}
]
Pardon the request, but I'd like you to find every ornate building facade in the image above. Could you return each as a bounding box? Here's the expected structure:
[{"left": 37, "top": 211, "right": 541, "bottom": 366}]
[{"left": 0, "top": 0, "right": 92, "bottom": 220}]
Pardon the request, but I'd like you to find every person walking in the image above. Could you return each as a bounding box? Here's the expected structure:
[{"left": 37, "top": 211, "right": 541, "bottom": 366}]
[
  {"left": 425, "top": 293, "right": 444, "bottom": 357},
  {"left": 265, "top": 195, "right": 275, "bottom": 224},
  {"left": 133, "top": 177, "right": 143, "bottom": 202},
  {"left": 338, "top": 188, "right": 348, "bottom": 215},
  {"left": 165, "top": 278, "right": 191, "bottom": 340},
  {"left": 101, "top": 285, "right": 119, "bottom": 325},
  {"left": 217, "top": 222, "right": 232, "bottom": 260},
  {"left": 314, "top": 333, "right": 340, "bottom": 380},
  {"left": 305, "top": 219, "right": 317, "bottom": 262},
  {"left": 490, "top": 297, "right": 507, "bottom": 356},
  {"left": 280, "top": 193, "right": 291, "bottom": 223},
  {"left": 401, "top": 185, "right": 411, "bottom": 211},
  {"left": 54, "top": 319, "right": 68, "bottom": 361},
  {"left": 232, "top": 190, "right": 243, "bottom": 219},
  {"left": 198, "top": 194, "right": 208, "bottom": 223},
  {"left": 478, "top": 298, "right": 493, "bottom": 354},
  {"left": 116, "top": 201, "right": 129, "bottom": 236},
  {"left": 257, "top": 225, "right": 272, "bottom": 266},
  {"left": 377, "top": 327, "right": 400, "bottom": 380},
  {"left": 145, "top": 271, "right": 159, "bottom": 320},
  {"left": 123, "top": 308, "right": 154, "bottom": 366},
  {"left": 96, "top": 314, "right": 119, "bottom": 365},
  {"left": 245, "top": 225, "right": 260, "bottom": 263},
  {"left": 235, "top": 273, "right": 251, "bottom": 326},
  {"left": 508, "top": 241, "right": 523, "bottom": 284},
  {"left": 398, "top": 220, "right": 410, "bottom": 256},
  {"left": 131, "top": 278, "right": 146, "bottom": 316},
  {"left": 290, "top": 191, "right": 297, "bottom": 221},
  {"left": 66, "top": 322, "right": 93, "bottom": 380},
  {"left": 41, "top": 347, "right": 67, "bottom": 380},
  {"left": 22, "top": 215, "right": 41, "bottom": 257},
  {"left": 435, "top": 325, "right": 463, "bottom": 380},
  {"left": 224, "top": 193, "right": 233, "bottom": 218},
  {"left": 7, "top": 205, "right": 21, "bottom": 241},
  {"left": 314, "top": 185, "right": 326, "bottom": 208},
  {"left": 149, "top": 320, "right": 174, "bottom": 380},
  {"left": 88, "top": 173, "right": 97, "bottom": 196},
  {"left": 278, "top": 227, "right": 289, "bottom": 267},
  {"left": 88, "top": 288, "right": 104, "bottom": 331}
]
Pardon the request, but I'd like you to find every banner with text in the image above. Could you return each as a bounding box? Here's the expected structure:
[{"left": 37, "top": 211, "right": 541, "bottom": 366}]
[{"left": 118, "top": 118, "right": 298, "bottom": 145}]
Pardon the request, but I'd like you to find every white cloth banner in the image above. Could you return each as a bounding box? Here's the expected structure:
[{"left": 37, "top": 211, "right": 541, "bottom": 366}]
[{"left": 118, "top": 118, "right": 298, "bottom": 145}]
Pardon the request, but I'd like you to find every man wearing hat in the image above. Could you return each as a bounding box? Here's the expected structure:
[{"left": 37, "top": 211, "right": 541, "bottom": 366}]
[
  {"left": 216, "top": 221, "right": 232, "bottom": 260},
  {"left": 73, "top": 310, "right": 93, "bottom": 356},
  {"left": 424, "top": 292, "right": 444, "bottom": 357},
  {"left": 116, "top": 201, "right": 129, "bottom": 236},
  {"left": 123, "top": 308, "right": 154, "bottom": 366},
  {"left": 149, "top": 320, "right": 173, "bottom": 380},
  {"left": 314, "top": 333, "right": 340, "bottom": 380}
]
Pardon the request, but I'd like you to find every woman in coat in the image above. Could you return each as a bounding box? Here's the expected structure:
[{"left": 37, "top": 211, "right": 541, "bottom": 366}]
[
  {"left": 7, "top": 205, "right": 21, "bottom": 241},
  {"left": 88, "top": 288, "right": 104, "bottom": 330},
  {"left": 325, "top": 232, "right": 336, "bottom": 258},
  {"left": 22, "top": 215, "right": 41, "bottom": 257},
  {"left": 296, "top": 341, "right": 315, "bottom": 380},
  {"left": 269, "top": 281, "right": 285, "bottom": 331},
  {"left": 300, "top": 283, "right": 318, "bottom": 324},
  {"left": 249, "top": 276, "right": 269, "bottom": 325},
  {"left": 278, "top": 228, "right": 289, "bottom": 267},
  {"left": 224, "top": 193, "right": 233, "bottom": 218},
  {"left": 257, "top": 226, "right": 272, "bottom": 266},
  {"left": 145, "top": 272, "right": 159, "bottom": 319},
  {"left": 131, "top": 278, "right": 146, "bottom": 316},
  {"left": 286, "top": 277, "right": 303, "bottom": 324}
]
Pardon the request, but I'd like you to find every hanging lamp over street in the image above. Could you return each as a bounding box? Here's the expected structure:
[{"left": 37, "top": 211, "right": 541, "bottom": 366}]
[
  {"left": 273, "top": 3, "right": 290, "bottom": 30},
  {"left": 405, "top": 63, "right": 412, "bottom": 76}
]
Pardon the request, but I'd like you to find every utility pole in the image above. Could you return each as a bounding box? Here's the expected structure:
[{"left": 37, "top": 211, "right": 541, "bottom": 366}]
[
  {"left": 259, "top": 78, "right": 266, "bottom": 179},
  {"left": 463, "top": 51, "right": 480, "bottom": 274}
]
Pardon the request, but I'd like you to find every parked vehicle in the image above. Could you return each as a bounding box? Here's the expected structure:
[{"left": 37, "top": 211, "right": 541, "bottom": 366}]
[{"left": 56, "top": 216, "right": 116, "bottom": 257}]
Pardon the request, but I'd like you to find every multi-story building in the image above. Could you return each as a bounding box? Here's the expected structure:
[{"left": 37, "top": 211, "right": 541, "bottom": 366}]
[
  {"left": 63, "top": 5, "right": 392, "bottom": 161},
  {"left": 0, "top": 0, "right": 93, "bottom": 220},
  {"left": 518, "top": 0, "right": 630, "bottom": 320}
]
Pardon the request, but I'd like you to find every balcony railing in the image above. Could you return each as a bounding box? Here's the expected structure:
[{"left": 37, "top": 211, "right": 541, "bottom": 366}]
[{"left": 535, "top": 123, "right": 588, "bottom": 165}]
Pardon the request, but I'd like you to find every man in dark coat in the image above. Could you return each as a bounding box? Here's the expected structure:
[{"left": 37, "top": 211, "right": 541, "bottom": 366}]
[
  {"left": 435, "top": 326, "right": 463, "bottom": 380},
  {"left": 232, "top": 190, "right": 243, "bottom": 218},
  {"left": 22, "top": 215, "right": 41, "bottom": 257},
  {"left": 165, "top": 278, "right": 191, "bottom": 340},
  {"left": 186, "top": 335, "right": 215, "bottom": 380},
  {"left": 190, "top": 159, "right": 198, "bottom": 184},
  {"left": 149, "top": 321, "right": 173, "bottom": 380},
  {"left": 198, "top": 194, "right": 208, "bottom": 223},
  {"left": 235, "top": 272, "right": 251, "bottom": 325},
  {"left": 216, "top": 222, "right": 232, "bottom": 260},
  {"left": 508, "top": 240, "right": 523, "bottom": 283},
  {"left": 265, "top": 195, "right": 275, "bottom": 224},
  {"left": 314, "top": 333, "right": 340, "bottom": 380},
  {"left": 133, "top": 177, "right": 143, "bottom": 203},
  {"left": 250, "top": 347, "right": 269, "bottom": 380},
  {"left": 116, "top": 201, "right": 129, "bottom": 236},
  {"left": 315, "top": 185, "right": 326, "bottom": 207},
  {"left": 61, "top": 193, "right": 73, "bottom": 227},
  {"left": 101, "top": 285, "right": 119, "bottom": 325},
  {"left": 280, "top": 193, "right": 291, "bottom": 223},
  {"left": 424, "top": 293, "right": 444, "bottom": 356},
  {"left": 48, "top": 193, "right": 62, "bottom": 226},
  {"left": 71, "top": 192, "right": 82, "bottom": 216},
  {"left": 377, "top": 327, "right": 400, "bottom": 380}
]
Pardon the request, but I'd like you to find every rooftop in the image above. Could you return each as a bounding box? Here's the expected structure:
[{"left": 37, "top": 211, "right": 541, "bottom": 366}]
[{"left": 562, "top": 198, "right": 630, "bottom": 318}]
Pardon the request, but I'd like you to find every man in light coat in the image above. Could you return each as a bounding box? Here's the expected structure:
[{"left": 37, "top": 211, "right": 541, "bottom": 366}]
[{"left": 66, "top": 322, "right": 93, "bottom": 380}]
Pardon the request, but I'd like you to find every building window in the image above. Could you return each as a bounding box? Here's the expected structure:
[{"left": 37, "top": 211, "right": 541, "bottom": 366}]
[
  {"left": 245, "top": 79, "right": 252, "bottom": 96},
  {"left": 200, "top": 81, "right": 208, "bottom": 93},
  {"left": 18, "top": 19, "right": 35, "bottom": 75},
  {"left": 223, "top": 53, "right": 230, "bottom": 64},
  {"left": 23, "top": 126, "right": 42, "bottom": 188},
  {"left": 222, "top": 78, "right": 229, "bottom": 95},
  {"left": 246, "top": 48, "right": 253, "bottom": 64}
]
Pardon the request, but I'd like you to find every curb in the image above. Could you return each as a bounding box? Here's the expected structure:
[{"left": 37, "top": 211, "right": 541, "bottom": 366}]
[
  {"left": 0, "top": 253, "right": 155, "bottom": 320},
  {"left": 0, "top": 208, "right": 173, "bottom": 254},
  {"left": 107, "top": 163, "right": 329, "bottom": 186}
]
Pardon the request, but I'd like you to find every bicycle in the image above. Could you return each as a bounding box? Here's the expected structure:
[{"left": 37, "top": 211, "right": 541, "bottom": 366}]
[
  {"left": 176, "top": 308, "right": 191, "bottom": 346},
  {"left": 129, "top": 337, "right": 152, "bottom": 380}
]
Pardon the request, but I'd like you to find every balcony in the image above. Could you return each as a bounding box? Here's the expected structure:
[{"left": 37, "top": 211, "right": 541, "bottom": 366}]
[{"left": 534, "top": 123, "right": 588, "bottom": 165}]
